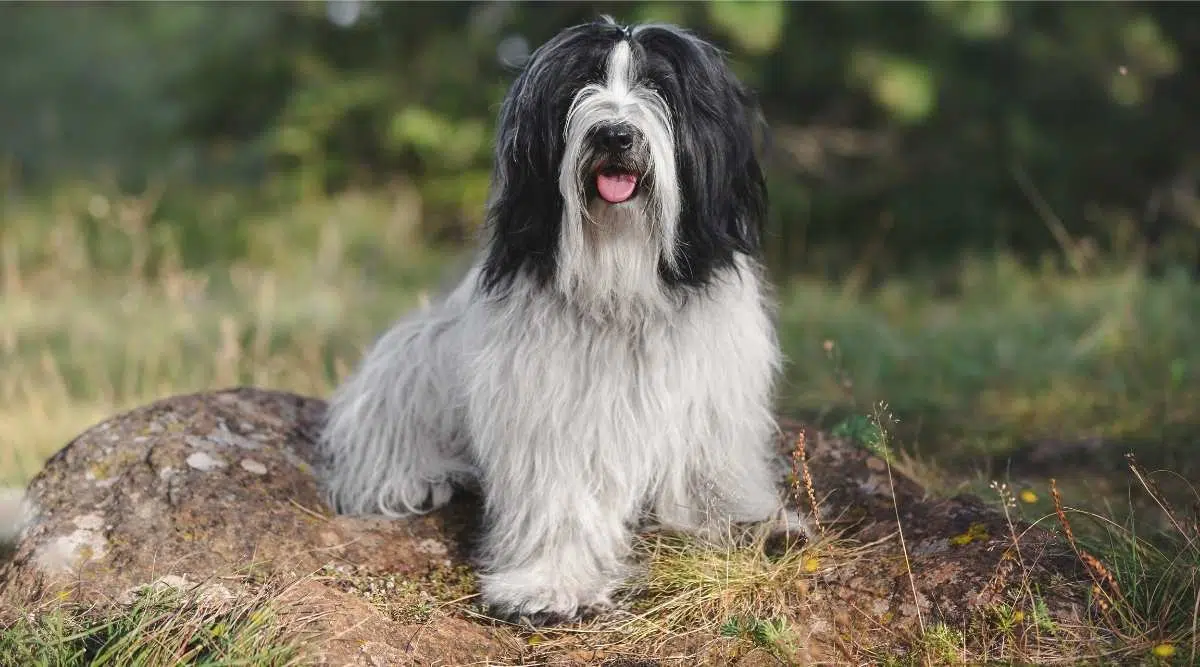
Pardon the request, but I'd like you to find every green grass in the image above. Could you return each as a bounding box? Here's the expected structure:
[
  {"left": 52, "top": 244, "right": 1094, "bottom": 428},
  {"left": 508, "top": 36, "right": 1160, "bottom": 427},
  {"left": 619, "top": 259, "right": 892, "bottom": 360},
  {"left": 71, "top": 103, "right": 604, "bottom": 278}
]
[
  {"left": 777, "top": 256, "right": 1200, "bottom": 467},
  {"left": 0, "top": 583, "right": 310, "bottom": 666},
  {"left": 1067, "top": 466, "right": 1200, "bottom": 665},
  {"left": 1, "top": 184, "right": 1198, "bottom": 663}
]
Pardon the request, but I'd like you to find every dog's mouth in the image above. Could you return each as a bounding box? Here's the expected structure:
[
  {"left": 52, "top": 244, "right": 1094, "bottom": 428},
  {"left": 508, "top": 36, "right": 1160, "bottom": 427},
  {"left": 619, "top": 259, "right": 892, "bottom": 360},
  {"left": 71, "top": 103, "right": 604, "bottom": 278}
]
[{"left": 595, "top": 165, "right": 640, "bottom": 204}]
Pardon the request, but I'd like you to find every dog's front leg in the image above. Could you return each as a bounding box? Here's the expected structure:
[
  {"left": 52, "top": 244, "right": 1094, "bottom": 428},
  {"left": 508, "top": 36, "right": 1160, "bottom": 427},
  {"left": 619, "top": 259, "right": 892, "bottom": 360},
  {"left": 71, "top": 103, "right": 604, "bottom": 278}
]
[{"left": 469, "top": 454, "right": 633, "bottom": 625}]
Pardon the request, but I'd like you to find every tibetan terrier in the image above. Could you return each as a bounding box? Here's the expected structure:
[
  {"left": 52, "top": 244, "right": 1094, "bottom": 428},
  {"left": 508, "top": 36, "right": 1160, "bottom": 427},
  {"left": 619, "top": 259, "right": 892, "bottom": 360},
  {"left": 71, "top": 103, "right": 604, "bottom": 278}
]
[{"left": 320, "top": 17, "right": 808, "bottom": 624}]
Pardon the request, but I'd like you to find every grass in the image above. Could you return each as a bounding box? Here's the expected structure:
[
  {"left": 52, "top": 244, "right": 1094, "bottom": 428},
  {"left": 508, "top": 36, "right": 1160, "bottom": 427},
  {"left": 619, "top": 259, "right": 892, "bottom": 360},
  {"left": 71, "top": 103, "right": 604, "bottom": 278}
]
[
  {"left": 1, "top": 183, "right": 1198, "bottom": 663},
  {"left": 0, "top": 184, "right": 454, "bottom": 487},
  {"left": 447, "top": 530, "right": 835, "bottom": 664},
  {"left": 838, "top": 412, "right": 1200, "bottom": 665},
  {"left": 777, "top": 257, "right": 1200, "bottom": 470},
  {"left": 1058, "top": 463, "right": 1200, "bottom": 665},
  {"left": 0, "top": 580, "right": 312, "bottom": 666},
  {"left": 621, "top": 529, "right": 822, "bottom": 657}
]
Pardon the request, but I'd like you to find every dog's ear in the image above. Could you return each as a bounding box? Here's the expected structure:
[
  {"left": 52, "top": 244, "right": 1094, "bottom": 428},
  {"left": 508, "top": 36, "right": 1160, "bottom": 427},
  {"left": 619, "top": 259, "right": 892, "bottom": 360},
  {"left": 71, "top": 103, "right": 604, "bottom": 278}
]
[
  {"left": 481, "top": 23, "right": 624, "bottom": 293},
  {"left": 673, "top": 36, "right": 768, "bottom": 264},
  {"left": 480, "top": 43, "right": 568, "bottom": 293},
  {"left": 638, "top": 27, "right": 769, "bottom": 285}
]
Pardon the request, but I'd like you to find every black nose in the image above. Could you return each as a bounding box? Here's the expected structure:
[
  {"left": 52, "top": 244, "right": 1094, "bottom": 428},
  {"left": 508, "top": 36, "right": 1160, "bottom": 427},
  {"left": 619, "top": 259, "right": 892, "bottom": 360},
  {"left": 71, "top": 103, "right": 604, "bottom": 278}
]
[{"left": 593, "top": 124, "right": 635, "bottom": 152}]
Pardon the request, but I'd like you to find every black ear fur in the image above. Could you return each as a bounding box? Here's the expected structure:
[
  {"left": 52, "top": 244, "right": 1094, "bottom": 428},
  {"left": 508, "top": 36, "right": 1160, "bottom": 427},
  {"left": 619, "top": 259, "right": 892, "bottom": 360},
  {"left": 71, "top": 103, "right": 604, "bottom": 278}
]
[
  {"left": 480, "top": 22, "right": 627, "bottom": 294},
  {"left": 634, "top": 26, "right": 769, "bottom": 289}
]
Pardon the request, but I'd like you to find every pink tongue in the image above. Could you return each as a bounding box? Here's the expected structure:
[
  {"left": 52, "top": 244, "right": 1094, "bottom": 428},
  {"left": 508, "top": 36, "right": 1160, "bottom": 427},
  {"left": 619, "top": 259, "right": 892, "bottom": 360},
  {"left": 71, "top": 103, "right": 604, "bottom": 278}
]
[{"left": 596, "top": 172, "right": 638, "bottom": 203}]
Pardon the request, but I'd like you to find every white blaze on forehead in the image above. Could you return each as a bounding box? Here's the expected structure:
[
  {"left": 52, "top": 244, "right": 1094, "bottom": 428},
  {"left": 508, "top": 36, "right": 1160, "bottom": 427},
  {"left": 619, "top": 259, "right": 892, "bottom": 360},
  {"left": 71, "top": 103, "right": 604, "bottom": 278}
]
[
  {"left": 563, "top": 39, "right": 643, "bottom": 134},
  {"left": 605, "top": 39, "right": 635, "bottom": 101}
]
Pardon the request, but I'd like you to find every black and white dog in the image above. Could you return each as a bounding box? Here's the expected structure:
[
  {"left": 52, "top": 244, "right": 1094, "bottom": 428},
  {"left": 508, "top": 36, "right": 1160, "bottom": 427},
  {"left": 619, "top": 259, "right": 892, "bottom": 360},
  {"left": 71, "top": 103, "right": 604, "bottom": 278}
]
[{"left": 320, "top": 17, "right": 808, "bottom": 624}]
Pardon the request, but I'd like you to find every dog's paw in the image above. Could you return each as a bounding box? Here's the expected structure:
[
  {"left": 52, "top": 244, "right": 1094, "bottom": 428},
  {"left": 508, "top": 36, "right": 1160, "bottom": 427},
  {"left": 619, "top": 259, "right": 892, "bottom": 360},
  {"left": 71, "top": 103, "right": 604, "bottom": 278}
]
[
  {"left": 325, "top": 475, "right": 458, "bottom": 517},
  {"left": 488, "top": 599, "right": 613, "bottom": 627},
  {"left": 378, "top": 478, "right": 455, "bottom": 516},
  {"left": 487, "top": 598, "right": 614, "bottom": 627},
  {"left": 479, "top": 572, "right": 614, "bottom": 626}
]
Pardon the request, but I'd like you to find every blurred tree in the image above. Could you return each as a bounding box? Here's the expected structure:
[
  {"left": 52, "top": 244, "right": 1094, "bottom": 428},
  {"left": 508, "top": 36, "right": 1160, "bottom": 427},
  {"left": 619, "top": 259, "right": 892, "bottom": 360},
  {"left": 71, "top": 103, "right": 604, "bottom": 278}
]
[{"left": 2, "top": 0, "right": 1197, "bottom": 278}]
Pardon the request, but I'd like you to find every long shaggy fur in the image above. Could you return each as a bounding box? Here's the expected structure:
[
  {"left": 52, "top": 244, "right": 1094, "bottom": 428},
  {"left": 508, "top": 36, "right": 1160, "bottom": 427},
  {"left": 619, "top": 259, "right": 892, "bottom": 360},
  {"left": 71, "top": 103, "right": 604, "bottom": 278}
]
[{"left": 320, "top": 17, "right": 807, "bottom": 623}]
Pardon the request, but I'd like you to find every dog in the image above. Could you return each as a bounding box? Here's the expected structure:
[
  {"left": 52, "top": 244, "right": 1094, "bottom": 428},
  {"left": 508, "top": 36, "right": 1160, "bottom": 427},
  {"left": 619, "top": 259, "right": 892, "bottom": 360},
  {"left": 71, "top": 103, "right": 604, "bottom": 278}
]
[{"left": 319, "top": 17, "right": 809, "bottom": 625}]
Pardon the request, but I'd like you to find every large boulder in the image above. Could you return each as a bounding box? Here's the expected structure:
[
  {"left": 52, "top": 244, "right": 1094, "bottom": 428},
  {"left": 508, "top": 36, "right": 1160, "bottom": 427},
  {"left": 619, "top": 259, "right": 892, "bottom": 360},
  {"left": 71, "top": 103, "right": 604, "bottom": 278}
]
[{"left": 0, "top": 388, "right": 1093, "bottom": 664}]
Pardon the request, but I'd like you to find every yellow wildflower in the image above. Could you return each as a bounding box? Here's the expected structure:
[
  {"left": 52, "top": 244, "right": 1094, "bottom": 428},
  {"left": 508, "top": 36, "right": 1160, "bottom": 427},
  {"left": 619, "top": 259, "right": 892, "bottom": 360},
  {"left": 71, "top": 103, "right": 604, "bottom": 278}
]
[{"left": 1152, "top": 643, "right": 1176, "bottom": 658}]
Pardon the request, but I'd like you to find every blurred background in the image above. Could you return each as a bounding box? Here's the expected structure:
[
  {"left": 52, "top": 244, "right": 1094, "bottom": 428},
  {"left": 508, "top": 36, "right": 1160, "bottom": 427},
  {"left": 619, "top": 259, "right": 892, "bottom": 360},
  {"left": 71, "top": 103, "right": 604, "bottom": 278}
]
[{"left": 1, "top": 1, "right": 1198, "bottom": 521}]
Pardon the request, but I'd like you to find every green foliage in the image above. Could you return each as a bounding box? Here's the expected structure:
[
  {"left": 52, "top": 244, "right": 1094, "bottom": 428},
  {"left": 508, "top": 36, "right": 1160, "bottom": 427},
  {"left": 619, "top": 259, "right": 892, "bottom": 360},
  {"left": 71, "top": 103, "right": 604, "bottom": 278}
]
[
  {"left": 990, "top": 595, "right": 1056, "bottom": 637},
  {"left": 848, "top": 49, "right": 936, "bottom": 123},
  {"left": 3, "top": 2, "right": 1199, "bottom": 276},
  {"left": 720, "top": 614, "right": 798, "bottom": 660},
  {"left": 779, "top": 259, "right": 1200, "bottom": 478},
  {"left": 886, "top": 623, "right": 967, "bottom": 666},
  {"left": 831, "top": 414, "right": 887, "bottom": 456},
  {"left": 706, "top": 1, "right": 785, "bottom": 56}
]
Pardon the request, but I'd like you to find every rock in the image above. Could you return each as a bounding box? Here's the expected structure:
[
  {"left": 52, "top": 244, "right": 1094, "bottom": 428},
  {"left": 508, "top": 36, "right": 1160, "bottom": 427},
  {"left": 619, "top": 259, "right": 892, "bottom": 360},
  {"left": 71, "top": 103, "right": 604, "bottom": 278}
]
[
  {"left": 185, "top": 451, "right": 227, "bottom": 472},
  {"left": 0, "top": 388, "right": 1092, "bottom": 664},
  {"left": 239, "top": 458, "right": 269, "bottom": 475}
]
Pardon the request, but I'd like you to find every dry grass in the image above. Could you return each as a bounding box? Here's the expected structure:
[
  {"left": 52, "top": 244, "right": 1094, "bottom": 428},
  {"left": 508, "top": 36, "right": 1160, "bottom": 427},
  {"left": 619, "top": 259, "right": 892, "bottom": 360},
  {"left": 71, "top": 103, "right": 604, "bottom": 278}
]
[
  {"left": 619, "top": 530, "right": 820, "bottom": 653},
  {"left": 0, "top": 186, "right": 449, "bottom": 487},
  {"left": 0, "top": 576, "right": 320, "bottom": 666}
]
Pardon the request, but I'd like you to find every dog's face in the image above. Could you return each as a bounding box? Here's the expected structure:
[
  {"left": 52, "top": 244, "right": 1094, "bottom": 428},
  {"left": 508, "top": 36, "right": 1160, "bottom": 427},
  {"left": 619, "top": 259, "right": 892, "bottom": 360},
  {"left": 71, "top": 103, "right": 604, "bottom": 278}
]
[
  {"left": 560, "top": 36, "right": 667, "bottom": 213},
  {"left": 481, "top": 18, "right": 767, "bottom": 299}
]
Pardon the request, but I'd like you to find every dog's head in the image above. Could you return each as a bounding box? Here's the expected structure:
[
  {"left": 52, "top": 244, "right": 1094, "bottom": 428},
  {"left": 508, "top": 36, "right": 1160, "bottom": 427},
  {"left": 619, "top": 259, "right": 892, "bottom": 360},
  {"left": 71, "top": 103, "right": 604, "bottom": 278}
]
[{"left": 481, "top": 17, "right": 768, "bottom": 305}]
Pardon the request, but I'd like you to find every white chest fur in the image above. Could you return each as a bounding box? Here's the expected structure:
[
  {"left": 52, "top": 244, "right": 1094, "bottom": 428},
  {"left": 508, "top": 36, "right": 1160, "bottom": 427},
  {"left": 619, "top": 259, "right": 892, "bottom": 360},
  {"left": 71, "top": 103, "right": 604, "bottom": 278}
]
[{"left": 462, "top": 256, "right": 782, "bottom": 528}]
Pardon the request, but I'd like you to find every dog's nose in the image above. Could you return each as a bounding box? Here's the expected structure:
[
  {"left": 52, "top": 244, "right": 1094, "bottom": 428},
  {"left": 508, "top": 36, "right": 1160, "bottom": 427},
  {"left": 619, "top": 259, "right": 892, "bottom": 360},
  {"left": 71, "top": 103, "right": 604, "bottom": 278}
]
[{"left": 594, "top": 124, "right": 635, "bottom": 152}]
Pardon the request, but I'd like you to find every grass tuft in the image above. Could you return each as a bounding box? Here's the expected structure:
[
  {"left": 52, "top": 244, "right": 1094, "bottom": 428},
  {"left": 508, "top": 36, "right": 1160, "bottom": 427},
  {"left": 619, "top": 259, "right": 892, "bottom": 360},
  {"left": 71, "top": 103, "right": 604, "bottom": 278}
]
[
  {"left": 1058, "top": 462, "right": 1200, "bottom": 664},
  {"left": 626, "top": 530, "right": 815, "bottom": 634},
  {"left": 0, "top": 581, "right": 314, "bottom": 666},
  {"left": 719, "top": 614, "right": 799, "bottom": 662}
]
